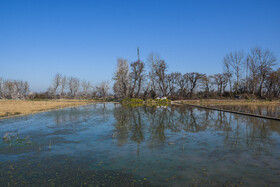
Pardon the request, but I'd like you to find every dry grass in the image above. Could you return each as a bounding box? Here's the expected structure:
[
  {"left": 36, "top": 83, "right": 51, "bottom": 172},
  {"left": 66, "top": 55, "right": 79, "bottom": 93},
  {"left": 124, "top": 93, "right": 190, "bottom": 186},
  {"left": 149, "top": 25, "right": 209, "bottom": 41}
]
[
  {"left": 175, "top": 99, "right": 280, "bottom": 106},
  {"left": 0, "top": 100, "right": 96, "bottom": 118}
]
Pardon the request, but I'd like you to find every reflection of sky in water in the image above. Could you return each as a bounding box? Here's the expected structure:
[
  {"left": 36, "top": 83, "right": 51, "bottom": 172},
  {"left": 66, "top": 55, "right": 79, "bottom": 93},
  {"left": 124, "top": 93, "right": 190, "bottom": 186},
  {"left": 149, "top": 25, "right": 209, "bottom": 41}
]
[{"left": 0, "top": 103, "right": 280, "bottom": 186}]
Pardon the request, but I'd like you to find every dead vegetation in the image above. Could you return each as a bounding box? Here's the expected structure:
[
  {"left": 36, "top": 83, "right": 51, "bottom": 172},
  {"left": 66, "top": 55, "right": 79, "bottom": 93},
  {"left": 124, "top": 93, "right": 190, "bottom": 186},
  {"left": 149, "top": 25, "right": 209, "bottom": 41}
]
[
  {"left": 0, "top": 100, "right": 96, "bottom": 118},
  {"left": 175, "top": 99, "right": 280, "bottom": 106}
]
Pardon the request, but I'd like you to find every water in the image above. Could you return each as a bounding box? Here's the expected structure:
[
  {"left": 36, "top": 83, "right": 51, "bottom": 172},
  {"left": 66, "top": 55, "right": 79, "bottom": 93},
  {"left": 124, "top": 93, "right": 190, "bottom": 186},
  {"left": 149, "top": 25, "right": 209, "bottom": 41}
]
[
  {"left": 204, "top": 104, "right": 280, "bottom": 118},
  {"left": 0, "top": 103, "right": 280, "bottom": 186}
]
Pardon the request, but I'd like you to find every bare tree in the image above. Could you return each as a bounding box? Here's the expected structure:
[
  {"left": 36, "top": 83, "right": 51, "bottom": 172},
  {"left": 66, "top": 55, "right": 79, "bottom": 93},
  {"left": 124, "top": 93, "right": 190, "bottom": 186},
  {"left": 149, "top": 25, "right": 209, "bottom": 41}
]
[
  {"left": 60, "top": 76, "right": 67, "bottom": 97},
  {"left": 201, "top": 75, "right": 213, "bottom": 98},
  {"left": 96, "top": 81, "right": 110, "bottom": 98},
  {"left": 50, "top": 73, "right": 62, "bottom": 95},
  {"left": 82, "top": 80, "right": 92, "bottom": 97},
  {"left": 212, "top": 73, "right": 228, "bottom": 97},
  {"left": 68, "top": 77, "right": 80, "bottom": 98},
  {"left": 177, "top": 73, "right": 189, "bottom": 97},
  {"left": 129, "top": 60, "right": 145, "bottom": 98},
  {"left": 145, "top": 53, "right": 161, "bottom": 93},
  {"left": 113, "top": 58, "right": 130, "bottom": 97},
  {"left": 223, "top": 61, "right": 233, "bottom": 95},
  {"left": 188, "top": 72, "right": 203, "bottom": 98},
  {"left": 155, "top": 60, "right": 168, "bottom": 96},
  {"left": 14, "top": 80, "right": 29, "bottom": 99},
  {"left": 3, "top": 80, "right": 15, "bottom": 99},
  {"left": 253, "top": 48, "right": 276, "bottom": 96},
  {"left": 264, "top": 68, "right": 280, "bottom": 97},
  {"left": 223, "top": 51, "right": 245, "bottom": 94},
  {"left": 167, "top": 72, "right": 179, "bottom": 96}
]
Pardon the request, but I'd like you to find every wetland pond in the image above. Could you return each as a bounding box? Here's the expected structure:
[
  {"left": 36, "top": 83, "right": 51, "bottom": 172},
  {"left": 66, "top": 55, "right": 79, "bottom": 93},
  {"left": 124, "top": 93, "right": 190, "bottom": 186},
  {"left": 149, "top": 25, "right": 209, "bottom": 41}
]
[{"left": 0, "top": 103, "right": 280, "bottom": 186}]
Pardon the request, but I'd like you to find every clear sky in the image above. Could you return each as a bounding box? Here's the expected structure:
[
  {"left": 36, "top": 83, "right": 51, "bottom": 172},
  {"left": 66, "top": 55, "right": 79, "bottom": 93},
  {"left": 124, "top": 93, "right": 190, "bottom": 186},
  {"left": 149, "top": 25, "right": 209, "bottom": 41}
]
[{"left": 0, "top": 0, "right": 279, "bottom": 92}]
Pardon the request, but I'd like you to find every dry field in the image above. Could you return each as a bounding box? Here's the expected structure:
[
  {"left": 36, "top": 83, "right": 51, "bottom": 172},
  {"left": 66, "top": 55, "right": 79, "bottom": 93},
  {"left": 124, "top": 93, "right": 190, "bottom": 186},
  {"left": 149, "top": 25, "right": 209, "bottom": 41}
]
[
  {"left": 173, "top": 99, "right": 280, "bottom": 118},
  {"left": 175, "top": 99, "right": 280, "bottom": 106},
  {"left": 0, "top": 100, "right": 96, "bottom": 118}
]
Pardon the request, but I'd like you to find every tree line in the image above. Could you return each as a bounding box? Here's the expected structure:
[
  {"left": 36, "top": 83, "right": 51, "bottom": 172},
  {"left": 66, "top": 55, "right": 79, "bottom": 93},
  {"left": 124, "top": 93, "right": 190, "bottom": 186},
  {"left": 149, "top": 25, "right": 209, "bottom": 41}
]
[
  {"left": 113, "top": 47, "right": 279, "bottom": 99},
  {"left": 1, "top": 47, "right": 278, "bottom": 100},
  {"left": 47, "top": 73, "right": 110, "bottom": 99},
  {"left": 0, "top": 74, "right": 110, "bottom": 100},
  {"left": 0, "top": 78, "right": 30, "bottom": 99}
]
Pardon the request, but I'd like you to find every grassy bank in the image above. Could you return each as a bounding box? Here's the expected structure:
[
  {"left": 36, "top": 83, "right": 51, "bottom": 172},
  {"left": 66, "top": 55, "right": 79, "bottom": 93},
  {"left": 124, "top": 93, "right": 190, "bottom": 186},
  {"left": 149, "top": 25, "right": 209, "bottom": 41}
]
[{"left": 0, "top": 100, "right": 97, "bottom": 119}]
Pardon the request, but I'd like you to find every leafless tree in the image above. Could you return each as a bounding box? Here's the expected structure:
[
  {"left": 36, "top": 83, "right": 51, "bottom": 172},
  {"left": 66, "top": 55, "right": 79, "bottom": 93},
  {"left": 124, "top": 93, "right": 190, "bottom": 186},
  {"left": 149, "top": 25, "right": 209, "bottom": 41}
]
[
  {"left": 223, "top": 51, "right": 245, "bottom": 94},
  {"left": 145, "top": 53, "right": 161, "bottom": 93},
  {"left": 167, "top": 72, "right": 179, "bottom": 96},
  {"left": 155, "top": 60, "right": 168, "bottom": 96},
  {"left": 68, "top": 77, "right": 80, "bottom": 98},
  {"left": 50, "top": 73, "right": 62, "bottom": 95},
  {"left": 60, "top": 76, "right": 67, "bottom": 97},
  {"left": 252, "top": 48, "right": 276, "bottom": 96},
  {"left": 201, "top": 75, "right": 213, "bottom": 98},
  {"left": 264, "top": 68, "right": 280, "bottom": 97},
  {"left": 3, "top": 80, "right": 15, "bottom": 99},
  {"left": 113, "top": 58, "right": 130, "bottom": 97},
  {"left": 129, "top": 60, "right": 145, "bottom": 98},
  {"left": 14, "top": 80, "right": 29, "bottom": 99},
  {"left": 96, "top": 81, "right": 110, "bottom": 98},
  {"left": 176, "top": 73, "right": 189, "bottom": 97},
  {"left": 188, "top": 72, "right": 204, "bottom": 98},
  {"left": 212, "top": 73, "right": 228, "bottom": 97},
  {"left": 82, "top": 80, "right": 92, "bottom": 97}
]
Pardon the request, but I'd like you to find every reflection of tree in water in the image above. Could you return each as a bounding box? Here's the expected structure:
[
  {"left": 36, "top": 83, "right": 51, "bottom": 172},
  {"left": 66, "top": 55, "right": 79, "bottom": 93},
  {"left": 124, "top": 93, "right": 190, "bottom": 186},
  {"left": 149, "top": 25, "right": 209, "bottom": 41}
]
[
  {"left": 217, "top": 105, "right": 280, "bottom": 118},
  {"left": 214, "top": 112, "right": 274, "bottom": 153},
  {"left": 113, "top": 106, "right": 131, "bottom": 145},
  {"left": 53, "top": 104, "right": 112, "bottom": 126},
  {"left": 53, "top": 108, "right": 91, "bottom": 126},
  {"left": 113, "top": 105, "right": 277, "bottom": 153}
]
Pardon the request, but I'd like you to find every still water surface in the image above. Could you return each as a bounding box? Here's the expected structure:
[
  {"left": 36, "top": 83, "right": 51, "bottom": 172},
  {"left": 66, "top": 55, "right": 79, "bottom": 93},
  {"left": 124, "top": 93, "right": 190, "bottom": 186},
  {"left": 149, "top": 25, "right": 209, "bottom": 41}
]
[
  {"left": 0, "top": 103, "right": 280, "bottom": 186},
  {"left": 204, "top": 104, "right": 280, "bottom": 118}
]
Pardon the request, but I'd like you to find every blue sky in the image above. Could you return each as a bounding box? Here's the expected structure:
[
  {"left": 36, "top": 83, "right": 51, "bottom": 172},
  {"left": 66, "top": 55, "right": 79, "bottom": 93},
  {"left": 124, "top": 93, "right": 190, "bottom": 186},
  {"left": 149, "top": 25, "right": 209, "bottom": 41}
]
[{"left": 0, "top": 0, "right": 279, "bottom": 92}]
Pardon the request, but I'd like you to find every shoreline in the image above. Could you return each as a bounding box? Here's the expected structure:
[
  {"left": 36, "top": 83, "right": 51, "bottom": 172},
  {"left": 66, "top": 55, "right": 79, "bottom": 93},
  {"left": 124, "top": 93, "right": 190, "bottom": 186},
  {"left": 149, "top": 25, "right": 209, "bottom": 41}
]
[
  {"left": 0, "top": 100, "right": 122, "bottom": 120},
  {"left": 1, "top": 99, "right": 279, "bottom": 121},
  {"left": 0, "top": 103, "right": 95, "bottom": 120}
]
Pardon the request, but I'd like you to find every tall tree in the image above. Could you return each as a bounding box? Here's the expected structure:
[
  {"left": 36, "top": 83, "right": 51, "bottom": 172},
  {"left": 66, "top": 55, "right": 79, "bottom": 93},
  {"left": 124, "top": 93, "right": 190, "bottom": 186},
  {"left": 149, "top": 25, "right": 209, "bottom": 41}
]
[
  {"left": 145, "top": 53, "right": 161, "bottom": 94},
  {"left": 68, "top": 77, "right": 80, "bottom": 98},
  {"left": 167, "top": 72, "right": 180, "bottom": 96},
  {"left": 254, "top": 48, "right": 276, "bottom": 96},
  {"left": 129, "top": 60, "right": 145, "bottom": 98},
  {"left": 113, "top": 58, "right": 130, "bottom": 97},
  {"left": 60, "top": 76, "right": 67, "bottom": 97},
  {"left": 188, "top": 72, "right": 203, "bottom": 98},
  {"left": 212, "top": 73, "right": 228, "bottom": 97},
  {"left": 201, "top": 75, "right": 213, "bottom": 98},
  {"left": 51, "top": 73, "right": 62, "bottom": 95},
  {"left": 96, "top": 81, "right": 110, "bottom": 98},
  {"left": 155, "top": 60, "right": 168, "bottom": 96},
  {"left": 223, "top": 51, "right": 245, "bottom": 94},
  {"left": 82, "top": 80, "right": 92, "bottom": 97},
  {"left": 177, "top": 73, "right": 189, "bottom": 97}
]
